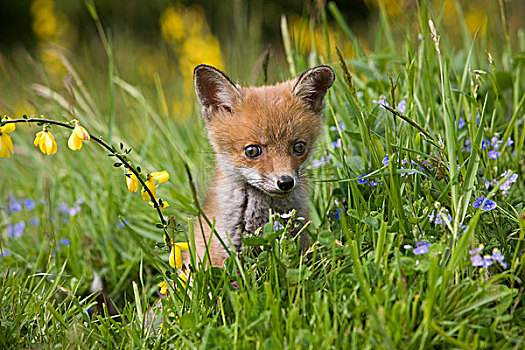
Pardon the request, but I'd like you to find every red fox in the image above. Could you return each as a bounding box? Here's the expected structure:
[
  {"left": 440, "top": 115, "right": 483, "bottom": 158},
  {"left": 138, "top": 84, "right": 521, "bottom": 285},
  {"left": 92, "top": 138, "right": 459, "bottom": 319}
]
[{"left": 189, "top": 64, "right": 335, "bottom": 267}]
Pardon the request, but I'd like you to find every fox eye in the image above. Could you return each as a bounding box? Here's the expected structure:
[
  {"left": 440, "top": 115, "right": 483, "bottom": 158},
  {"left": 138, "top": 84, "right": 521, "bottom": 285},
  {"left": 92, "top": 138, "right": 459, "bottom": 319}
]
[
  {"left": 293, "top": 141, "right": 307, "bottom": 155},
  {"left": 244, "top": 145, "right": 262, "bottom": 159}
]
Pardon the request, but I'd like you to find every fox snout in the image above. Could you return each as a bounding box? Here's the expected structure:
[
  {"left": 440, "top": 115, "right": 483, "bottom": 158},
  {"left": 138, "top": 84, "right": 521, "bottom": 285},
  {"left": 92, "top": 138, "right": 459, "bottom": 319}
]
[{"left": 276, "top": 175, "right": 295, "bottom": 192}]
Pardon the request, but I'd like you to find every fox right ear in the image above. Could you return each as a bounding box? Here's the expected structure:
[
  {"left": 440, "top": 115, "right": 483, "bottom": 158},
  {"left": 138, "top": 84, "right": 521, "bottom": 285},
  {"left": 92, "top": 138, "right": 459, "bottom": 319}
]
[{"left": 194, "top": 65, "right": 242, "bottom": 120}]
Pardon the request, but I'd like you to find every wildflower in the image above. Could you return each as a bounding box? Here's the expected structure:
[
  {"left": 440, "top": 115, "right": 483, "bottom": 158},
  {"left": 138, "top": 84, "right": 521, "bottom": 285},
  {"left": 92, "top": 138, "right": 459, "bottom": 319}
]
[
  {"left": 126, "top": 170, "right": 139, "bottom": 193},
  {"left": 176, "top": 267, "right": 190, "bottom": 290},
  {"left": 506, "top": 138, "right": 514, "bottom": 147},
  {"left": 30, "top": 217, "right": 40, "bottom": 226},
  {"left": 499, "top": 171, "right": 518, "bottom": 195},
  {"left": 273, "top": 221, "right": 285, "bottom": 230},
  {"left": 150, "top": 171, "right": 170, "bottom": 183},
  {"left": 24, "top": 199, "right": 36, "bottom": 211},
  {"left": 312, "top": 155, "right": 331, "bottom": 168},
  {"left": 462, "top": 139, "right": 472, "bottom": 152},
  {"left": 397, "top": 99, "right": 407, "bottom": 114},
  {"left": 141, "top": 175, "right": 156, "bottom": 201},
  {"left": 169, "top": 242, "right": 189, "bottom": 269},
  {"left": 0, "top": 116, "right": 15, "bottom": 158},
  {"left": 149, "top": 200, "right": 170, "bottom": 210},
  {"left": 484, "top": 179, "right": 493, "bottom": 190},
  {"left": 369, "top": 180, "right": 378, "bottom": 186},
  {"left": 9, "top": 195, "right": 22, "bottom": 212},
  {"left": 67, "top": 121, "right": 90, "bottom": 151},
  {"left": 329, "top": 122, "right": 344, "bottom": 131},
  {"left": 158, "top": 281, "right": 169, "bottom": 295},
  {"left": 7, "top": 220, "right": 25, "bottom": 238},
  {"left": 457, "top": 117, "right": 465, "bottom": 130},
  {"left": 34, "top": 129, "right": 57, "bottom": 155},
  {"left": 382, "top": 154, "right": 389, "bottom": 166},
  {"left": 403, "top": 244, "right": 412, "bottom": 250},
  {"left": 482, "top": 199, "right": 496, "bottom": 211},
  {"left": 59, "top": 238, "right": 70, "bottom": 246},
  {"left": 331, "top": 138, "right": 342, "bottom": 149},
  {"left": 491, "top": 136, "right": 501, "bottom": 150},
  {"left": 357, "top": 174, "right": 367, "bottom": 184},
  {"left": 372, "top": 96, "right": 389, "bottom": 107},
  {"left": 413, "top": 241, "right": 430, "bottom": 255},
  {"left": 117, "top": 218, "right": 129, "bottom": 228},
  {"left": 481, "top": 139, "right": 488, "bottom": 150},
  {"left": 469, "top": 246, "right": 483, "bottom": 255},
  {"left": 471, "top": 254, "right": 484, "bottom": 266},
  {"left": 0, "top": 250, "right": 11, "bottom": 258},
  {"left": 488, "top": 150, "right": 501, "bottom": 159}
]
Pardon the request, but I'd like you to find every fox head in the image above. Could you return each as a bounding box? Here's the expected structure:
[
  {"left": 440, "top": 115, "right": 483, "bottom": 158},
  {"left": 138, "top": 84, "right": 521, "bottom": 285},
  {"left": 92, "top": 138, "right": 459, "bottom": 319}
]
[{"left": 194, "top": 65, "right": 334, "bottom": 196}]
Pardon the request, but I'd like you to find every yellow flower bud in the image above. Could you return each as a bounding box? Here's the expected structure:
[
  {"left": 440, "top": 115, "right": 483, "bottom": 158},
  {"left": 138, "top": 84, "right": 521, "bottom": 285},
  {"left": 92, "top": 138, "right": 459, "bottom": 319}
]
[
  {"left": 141, "top": 176, "right": 156, "bottom": 200},
  {"left": 68, "top": 122, "right": 90, "bottom": 151},
  {"left": 126, "top": 170, "right": 139, "bottom": 193},
  {"left": 34, "top": 129, "right": 57, "bottom": 155}
]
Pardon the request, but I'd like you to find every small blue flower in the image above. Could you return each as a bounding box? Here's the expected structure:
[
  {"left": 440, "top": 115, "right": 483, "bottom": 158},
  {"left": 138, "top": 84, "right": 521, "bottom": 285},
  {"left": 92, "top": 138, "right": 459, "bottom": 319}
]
[
  {"left": 273, "top": 221, "right": 284, "bottom": 230},
  {"left": 469, "top": 246, "right": 482, "bottom": 255},
  {"left": 471, "top": 254, "right": 483, "bottom": 266},
  {"left": 382, "top": 154, "right": 389, "bottom": 166},
  {"left": 372, "top": 96, "right": 389, "bottom": 107},
  {"left": 30, "top": 217, "right": 40, "bottom": 226},
  {"left": 396, "top": 99, "right": 407, "bottom": 114},
  {"left": 59, "top": 238, "right": 70, "bottom": 246},
  {"left": 9, "top": 195, "right": 22, "bottom": 212},
  {"left": 117, "top": 218, "right": 129, "bottom": 228},
  {"left": 482, "top": 199, "right": 496, "bottom": 211},
  {"left": 491, "top": 250, "right": 504, "bottom": 264},
  {"left": 481, "top": 139, "right": 488, "bottom": 150},
  {"left": 329, "top": 122, "right": 344, "bottom": 132},
  {"left": 357, "top": 174, "right": 367, "bottom": 184},
  {"left": 472, "top": 196, "right": 484, "bottom": 209},
  {"left": 334, "top": 208, "right": 343, "bottom": 220},
  {"left": 506, "top": 138, "right": 514, "bottom": 147},
  {"left": 413, "top": 241, "right": 430, "bottom": 255},
  {"left": 488, "top": 150, "right": 501, "bottom": 159},
  {"left": 24, "top": 199, "right": 36, "bottom": 211},
  {"left": 491, "top": 136, "right": 501, "bottom": 149},
  {"left": 331, "top": 138, "right": 342, "bottom": 149},
  {"left": 0, "top": 250, "right": 10, "bottom": 258},
  {"left": 462, "top": 139, "right": 472, "bottom": 152},
  {"left": 457, "top": 117, "right": 465, "bottom": 130},
  {"left": 369, "top": 180, "right": 378, "bottom": 186}
]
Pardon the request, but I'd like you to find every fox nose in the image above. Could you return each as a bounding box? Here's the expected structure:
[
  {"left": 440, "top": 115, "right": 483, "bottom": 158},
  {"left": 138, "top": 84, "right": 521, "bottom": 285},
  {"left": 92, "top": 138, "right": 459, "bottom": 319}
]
[{"left": 277, "top": 175, "right": 295, "bottom": 191}]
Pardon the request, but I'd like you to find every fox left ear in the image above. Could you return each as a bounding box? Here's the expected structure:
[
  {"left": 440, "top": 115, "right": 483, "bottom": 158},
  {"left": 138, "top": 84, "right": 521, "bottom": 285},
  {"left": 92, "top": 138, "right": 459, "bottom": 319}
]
[{"left": 293, "top": 65, "right": 335, "bottom": 114}]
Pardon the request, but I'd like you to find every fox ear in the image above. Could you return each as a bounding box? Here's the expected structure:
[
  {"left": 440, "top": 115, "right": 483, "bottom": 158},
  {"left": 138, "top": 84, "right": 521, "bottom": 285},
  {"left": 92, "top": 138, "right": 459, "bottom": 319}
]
[
  {"left": 194, "top": 65, "right": 242, "bottom": 120},
  {"left": 293, "top": 65, "right": 335, "bottom": 114}
]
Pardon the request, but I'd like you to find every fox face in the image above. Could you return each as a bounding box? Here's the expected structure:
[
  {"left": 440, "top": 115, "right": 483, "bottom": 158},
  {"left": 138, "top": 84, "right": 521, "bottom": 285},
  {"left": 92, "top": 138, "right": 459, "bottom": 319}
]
[{"left": 194, "top": 65, "right": 334, "bottom": 197}]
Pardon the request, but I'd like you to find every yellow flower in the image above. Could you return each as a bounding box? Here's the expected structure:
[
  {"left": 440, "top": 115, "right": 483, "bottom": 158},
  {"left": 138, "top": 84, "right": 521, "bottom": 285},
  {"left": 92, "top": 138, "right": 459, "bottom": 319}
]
[
  {"left": 34, "top": 129, "right": 57, "bottom": 155},
  {"left": 141, "top": 175, "right": 156, "bottom": 200},
  {"left": 158, "top": 281, "right": 169, "bottom": 295},
  {"left": 0, "top": 116, "right": 15, "bottom": 158},
  {"left": 176, "top": 267, "right": 190, "bottom": 290},
  {"left": 126, "top": 170, "right": 139, "bottom": 193},
  {"left": 149, "top": 200, "right": 169, "bottom": 210},
  {"left": 169, "top": 242, "right": 189, "bottom": 269},
  {"left": 150, "top": 170, "right": 170, "bottom": 183},
  {"left": 67, "top": 121, "right": 90, "bottom": 151}
]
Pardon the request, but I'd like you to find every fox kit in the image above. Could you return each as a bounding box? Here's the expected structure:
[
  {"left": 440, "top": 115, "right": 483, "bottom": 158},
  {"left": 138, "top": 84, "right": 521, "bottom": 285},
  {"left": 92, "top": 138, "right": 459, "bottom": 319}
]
[{"left": 190, "top": 64, "right": 334, "bottom": 267}]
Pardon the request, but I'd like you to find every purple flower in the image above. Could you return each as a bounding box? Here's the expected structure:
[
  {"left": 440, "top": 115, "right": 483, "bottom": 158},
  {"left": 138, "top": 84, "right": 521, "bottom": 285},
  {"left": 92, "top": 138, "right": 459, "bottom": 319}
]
[
  {"left": 482, "top": 199, "right": 496, "bottom": 211},
  {"left": 59, "top": 238, "right": 70, "bottom": 246},
  {"left": 7, "top": 221, "right": 25, "bottom": 238},
  {"left": 462, "top": 139, "right": 472, "bottom": 152},
  {"left": 481, "top": 140, "right": 488, "bottom": 150},
  {"left": 312, "top": 155, "right": 331, "bottom": 168},
  {"left": 471, "top": 254, "right": 483, "bottom": 266},
  {"left": 329, "top": 122, "right": 344, "bottom": 132},
  {"left": 357, "top": 174, "right": 367, "bottom": 184},
  {"left": 0, "top": 250, "right": 10, "bottom": 258},
  {"left": 273, "top": 221, "right": 284, "bottom": 230},
  {"left": 24, "top": 199, "right": 36, "bottom": 211},
  {"left": 30, "top": 217, "right": 40, "bottom": 226},
  {"left": 491, "top": 251, "right": 504, "bottom": 264},
  {"left": 469, "top": 247, "right": 482, "bottom": 255},
  {"left": 457, "top": 117, "right": 465, "bottom": 130},
  {"left": 332, "top": 138, "right": 342, "bottom": 149},
  {"left": 506, "top": 138, "right": 514, "bottom": 147},
  {"left": 9, "top": 195, "right": 22, "bottom": 212},
  {"left": 334, "top": 208, "right": 343, "bottom": 220},
  {"left": 472, "top": 196, "right": 484, "bottom": 209},
  {"left": 488, "top": 150, "right": 501, "bottom": 159},
  {"left": 491, "top": 136, "right": 501, "bottom": 149},
  {"left": 382, "top": 154, "right": 390, "bottom": 166},
  {"left": 413, "top": 241, "right": 430, "bottom": 255},
  {"left": 397, "top": 100, "right": 407, "bottom": 114},
  {"left": 484, "top": 179, "right": 493, "bottom": 190},
  {"left": 369, "top": 180, "right": 378, "bottom": 186},
  {"left": 372, "top": 96, "right": 389, "bottom": 107}
]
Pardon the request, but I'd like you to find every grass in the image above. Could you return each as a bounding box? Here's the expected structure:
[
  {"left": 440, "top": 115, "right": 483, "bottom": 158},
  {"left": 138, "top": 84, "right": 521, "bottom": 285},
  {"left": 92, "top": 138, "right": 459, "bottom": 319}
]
[{"left": 1, "top": 0, "right": 525, "bottom": 348}]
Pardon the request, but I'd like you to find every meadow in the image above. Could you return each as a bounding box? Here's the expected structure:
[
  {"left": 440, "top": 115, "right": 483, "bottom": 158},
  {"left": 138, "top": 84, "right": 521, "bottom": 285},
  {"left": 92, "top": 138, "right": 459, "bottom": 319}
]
[{"left": 0, "top": 0, "right": 524, "bottom": 348}]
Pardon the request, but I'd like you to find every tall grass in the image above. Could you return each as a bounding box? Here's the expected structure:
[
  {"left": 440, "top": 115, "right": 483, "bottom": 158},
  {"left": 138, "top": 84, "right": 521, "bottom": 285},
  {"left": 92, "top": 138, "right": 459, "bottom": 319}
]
[{"left": 1, "top": 1, "right": 524, "bottom": 348}]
